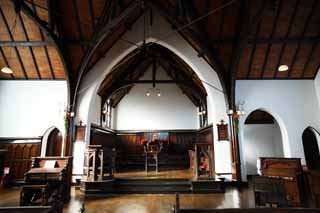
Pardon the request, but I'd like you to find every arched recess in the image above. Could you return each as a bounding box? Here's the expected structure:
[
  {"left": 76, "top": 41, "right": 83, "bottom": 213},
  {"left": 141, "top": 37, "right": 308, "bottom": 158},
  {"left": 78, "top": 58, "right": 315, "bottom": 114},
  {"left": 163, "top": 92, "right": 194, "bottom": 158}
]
[
  {"left": 41, "top": 126, "right": 63, "bottom": 157},
  {"left": 302, "top": 127, "right": 320, "bottom": 171},
  {"left": 241, "top": 109, "right": 285, "bottom": 176},
  {"left": 74, "top": 11, "right": 230, "bottom": 176}
]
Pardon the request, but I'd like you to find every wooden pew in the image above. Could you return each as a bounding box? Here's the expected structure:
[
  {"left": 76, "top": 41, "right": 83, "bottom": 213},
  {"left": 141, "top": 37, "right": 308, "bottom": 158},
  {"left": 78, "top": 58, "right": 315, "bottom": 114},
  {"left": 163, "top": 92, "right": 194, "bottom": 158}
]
[
  {"left": 173, "top": 193, "right": 320, "bottom": 213},
  {"left": 0, "top": 206, "right": 52, "bottom": 213},
  {"left": 256, "top": 158, "right": 304, "bottom": 207},
  {"left": 20, "top": 156, "right": 72, "bottom": 212},
  {"left": 306, "top": 170, "right": 320, "bottom": 208}
]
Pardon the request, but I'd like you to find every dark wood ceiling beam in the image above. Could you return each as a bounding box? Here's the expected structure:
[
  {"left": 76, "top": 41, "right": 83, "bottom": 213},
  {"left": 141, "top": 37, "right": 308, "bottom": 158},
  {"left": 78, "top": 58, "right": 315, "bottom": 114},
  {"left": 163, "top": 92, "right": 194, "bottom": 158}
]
[
  {"left": 260, "top": 0, "right": 282, "bottom": 78},
  {"left": 147, "top": 1, "right": 229, "bottom": 104},
  {"left": 30, "top": 0, "right": 55, "bottom": 79},
  {"left": 17, "top": 12, "right": 42, "bottom": 79},
  {"left": 246, "top": 20, "right": 262, "bottom": 78},
  {"left": 87, "top": 0, "right": 95, "bottom": 31},
  {"left": 288, "top": 0, "right": 318, "bottom": 78},
  {"left": 18, "top": 0, "right": 76, "bottom": 99},
  {"left": 72, "top": 0, "right": 85, "bottom": 54},
  {"left": 0, "top": 41, "right": 51, "bottom": 47},
  {"left": 273, "top": 0, "right": 301, "bottom": 79},
  {"left": 72, "top": 0, "right": 140, "bottom": 111},
  {"left": 0, "top": 5, "right": 28, "bottom": 79},
  {"left": 228, "top": 0, "right": 249, "bottom": 108}
]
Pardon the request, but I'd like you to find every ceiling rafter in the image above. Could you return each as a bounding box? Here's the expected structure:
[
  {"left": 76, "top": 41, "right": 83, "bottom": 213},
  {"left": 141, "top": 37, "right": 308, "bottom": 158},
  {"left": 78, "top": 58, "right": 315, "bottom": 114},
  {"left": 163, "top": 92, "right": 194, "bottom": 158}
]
[
  {"left": 17, "top": 0, "right": 76, "bottom": 96},
  {"left": 273, "top": 0, "right": 301, "bottom": 79},
  {"left": 147, "top": 0, "right": 229, "bottom": 105},
  {"left": 71, "top": 0, "right": 140, "bottom": 112},
  {"left": 17, "top": 12, "right": 42, "bottom": 79},
  {"left": 260, "top": 0, "right": 282, "bottom": 78},
  {"left": 30, "top": 0, "right": 55, "bottom": 79},
  {"left": 0, "top": 4, "right": 28, "bottom": 79},
  {"left": 246, "top": 20, "right": 262, "bottom": 78},
  {"left": 288, "top": 0, "right": 318, "bottom": 78}
]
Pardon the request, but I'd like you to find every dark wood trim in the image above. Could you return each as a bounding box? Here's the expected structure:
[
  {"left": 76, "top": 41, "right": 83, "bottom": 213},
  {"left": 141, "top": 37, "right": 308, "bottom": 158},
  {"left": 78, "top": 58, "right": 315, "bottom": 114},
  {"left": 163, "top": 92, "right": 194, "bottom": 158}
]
[
  {"left": 91, "top": 123, "right": 116, "bottom": 134},
  {"left": 116, "top": 129, "right": 198, "bottom": 135}
]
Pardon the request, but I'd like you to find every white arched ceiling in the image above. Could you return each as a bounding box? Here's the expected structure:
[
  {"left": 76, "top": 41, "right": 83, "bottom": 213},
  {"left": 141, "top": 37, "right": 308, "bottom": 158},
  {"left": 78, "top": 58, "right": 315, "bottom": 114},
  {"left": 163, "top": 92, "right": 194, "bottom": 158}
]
[{"left": 75, "top": 9, "right": 230, "bottom": 175}]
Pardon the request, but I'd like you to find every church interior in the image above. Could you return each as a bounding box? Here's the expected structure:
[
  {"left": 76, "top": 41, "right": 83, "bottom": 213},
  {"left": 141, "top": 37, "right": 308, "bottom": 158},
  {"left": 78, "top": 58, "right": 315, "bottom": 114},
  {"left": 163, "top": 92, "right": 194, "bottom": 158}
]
[{"left": 0, "top": 0, "right": 320, "bottom": 212}]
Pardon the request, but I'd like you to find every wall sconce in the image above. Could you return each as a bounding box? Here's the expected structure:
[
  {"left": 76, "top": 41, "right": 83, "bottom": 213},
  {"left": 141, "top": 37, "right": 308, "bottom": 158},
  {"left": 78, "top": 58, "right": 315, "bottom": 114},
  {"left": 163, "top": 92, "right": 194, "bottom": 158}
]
[{"left": 197, "top": 110, "right": 206, "bottom": 116}]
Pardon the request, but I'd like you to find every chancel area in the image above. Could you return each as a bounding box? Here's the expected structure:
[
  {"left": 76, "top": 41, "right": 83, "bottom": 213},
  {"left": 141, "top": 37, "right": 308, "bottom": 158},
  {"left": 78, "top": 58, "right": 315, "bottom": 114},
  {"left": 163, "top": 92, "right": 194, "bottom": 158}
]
[{"left": 0, "top": 0, "right": 320, "bottom": 212}]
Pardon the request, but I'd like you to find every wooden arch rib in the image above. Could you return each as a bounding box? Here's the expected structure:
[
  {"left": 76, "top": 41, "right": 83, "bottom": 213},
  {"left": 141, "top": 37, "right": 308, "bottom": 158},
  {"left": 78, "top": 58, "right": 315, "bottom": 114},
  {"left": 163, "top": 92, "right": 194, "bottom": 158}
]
[{"left": 97, "top": 44, "right": 207, "bottom": 108}]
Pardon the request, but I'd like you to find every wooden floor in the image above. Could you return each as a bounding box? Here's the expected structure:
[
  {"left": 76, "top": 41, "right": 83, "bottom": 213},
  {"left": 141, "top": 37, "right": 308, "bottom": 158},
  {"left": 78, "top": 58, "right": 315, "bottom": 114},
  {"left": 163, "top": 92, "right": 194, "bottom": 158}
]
[
  {"left": 0, "top": 186, "right": 255, "bottom": 213},
  {"left": 114, "top": 168, "right": 191, "bottom": 179}
]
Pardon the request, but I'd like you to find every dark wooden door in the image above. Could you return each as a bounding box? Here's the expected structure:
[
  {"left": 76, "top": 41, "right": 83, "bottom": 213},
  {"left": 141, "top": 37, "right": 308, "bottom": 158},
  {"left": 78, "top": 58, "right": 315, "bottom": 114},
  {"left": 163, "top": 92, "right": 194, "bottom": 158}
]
[{"left": 302, "top": 128, "right": 320, "bottom": 171}]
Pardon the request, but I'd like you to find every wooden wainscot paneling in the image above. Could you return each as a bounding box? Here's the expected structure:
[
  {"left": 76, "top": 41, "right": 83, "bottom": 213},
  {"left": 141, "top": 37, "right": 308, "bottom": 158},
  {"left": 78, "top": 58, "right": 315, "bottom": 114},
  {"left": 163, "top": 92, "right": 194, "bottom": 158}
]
[
  {"left": 217, "top": 120, "right": 229, "bottom": 141},
  {"left": 0, "top": 137, "right": 42, "bottom": 183},
  {"left": 116, "top": 130, "right": 198, "bottom": 169},
  {"left": 90, "top": 124, "right": 117, "bottom": 148}
]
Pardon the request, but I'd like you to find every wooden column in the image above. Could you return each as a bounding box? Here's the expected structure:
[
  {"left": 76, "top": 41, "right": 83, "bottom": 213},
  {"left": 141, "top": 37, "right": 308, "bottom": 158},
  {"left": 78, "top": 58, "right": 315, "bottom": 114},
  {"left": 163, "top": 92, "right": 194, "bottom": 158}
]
[{"left": 228, "top": 112, "right": 241, "bottom": 181}]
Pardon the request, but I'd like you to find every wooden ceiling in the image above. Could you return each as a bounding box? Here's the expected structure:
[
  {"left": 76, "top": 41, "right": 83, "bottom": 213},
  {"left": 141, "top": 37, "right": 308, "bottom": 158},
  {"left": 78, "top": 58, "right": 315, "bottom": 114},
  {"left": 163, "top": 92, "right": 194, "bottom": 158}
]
[
  {"left": 0, "top": 0, "right": 65, "bottom": 79},
  {"left": 97, "top": 43, "right": 207, "bottom": 107},
  {"left": 0, "top": 0, "right": 319, "bottom": 106}
]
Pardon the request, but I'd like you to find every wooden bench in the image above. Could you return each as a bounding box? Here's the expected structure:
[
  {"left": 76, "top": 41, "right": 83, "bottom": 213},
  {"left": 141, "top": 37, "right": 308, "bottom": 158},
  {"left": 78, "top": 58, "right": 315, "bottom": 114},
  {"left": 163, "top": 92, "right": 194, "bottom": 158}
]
[
  {"left": 173, "top": 193, "right": 320, "bottom": 213},
  {"left": 0, "top": 206, "right": 52, "bottom": 213}
]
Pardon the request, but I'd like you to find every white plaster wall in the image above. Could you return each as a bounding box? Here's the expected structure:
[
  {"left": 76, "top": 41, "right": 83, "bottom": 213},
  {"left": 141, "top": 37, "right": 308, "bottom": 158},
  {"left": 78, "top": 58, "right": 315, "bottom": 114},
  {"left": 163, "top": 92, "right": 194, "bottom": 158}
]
[
  {"left": 236, "top": 80, "right": 320, "bottom": 178},
  {"left": 315, "top": 71, "right": 320, "bottom": 110},
  {"left": 75, "top": 10, "right": 230, "bottom": 176},
  {"left": 0, "top": 80, "right": 68, "bottom": 137},
  {"left": 91, "top": 95, "right": 101, "bottom": 126},
  {"left": 111, "top": 66, "right": 198, "bottom": 130},
  {"left": 243, "top": 122, "right": 283, "bottom": 175}
]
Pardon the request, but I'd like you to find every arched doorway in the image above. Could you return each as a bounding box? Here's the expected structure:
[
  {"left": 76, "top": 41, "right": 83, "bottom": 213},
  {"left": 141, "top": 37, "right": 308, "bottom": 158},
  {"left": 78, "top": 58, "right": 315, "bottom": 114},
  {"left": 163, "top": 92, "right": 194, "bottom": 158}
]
[
  {"left": 302, "top": 127, "right": 320, "bottom": 171},
  {"left": 41, "top": 127, "right": 63, "bottom": 157},
  {"left": 243, "top": 110, "right": 284, "bottom": 175}
]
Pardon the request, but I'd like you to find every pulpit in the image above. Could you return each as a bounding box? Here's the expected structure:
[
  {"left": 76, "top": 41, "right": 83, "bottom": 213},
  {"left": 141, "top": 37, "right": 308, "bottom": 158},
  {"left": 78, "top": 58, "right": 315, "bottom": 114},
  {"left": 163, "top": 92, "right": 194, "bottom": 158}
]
[{"left": 83, "top": 145, "right": 104, "bottom": 181}]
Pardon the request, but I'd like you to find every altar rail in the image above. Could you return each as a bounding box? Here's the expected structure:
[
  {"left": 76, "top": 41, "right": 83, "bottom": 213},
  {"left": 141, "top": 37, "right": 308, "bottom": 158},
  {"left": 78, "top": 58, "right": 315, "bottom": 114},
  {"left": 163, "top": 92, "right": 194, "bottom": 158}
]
[{"left": 0, "top": 137, "right": 42, "bottom": 183}]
